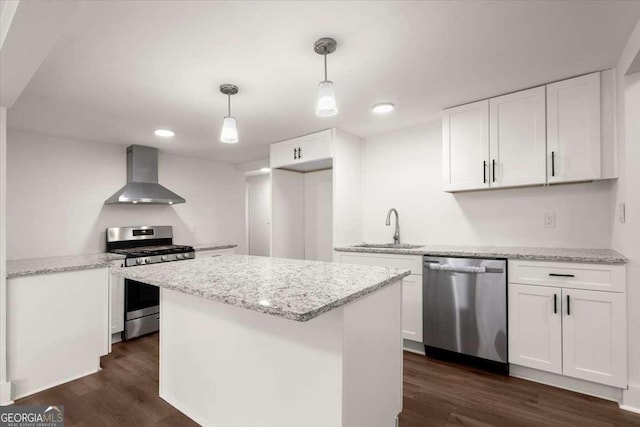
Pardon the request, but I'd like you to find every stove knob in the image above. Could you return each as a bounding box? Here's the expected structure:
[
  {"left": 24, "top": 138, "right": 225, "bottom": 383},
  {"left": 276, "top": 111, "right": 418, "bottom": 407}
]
[
  {"left": 176, "top": 254, "right": 184, "bottom": 260},
  {"left": 136, "top": 258, "right": 144, "bottom": 265},
  {"left": 145, "top": 257, "right": 150, "bottom": 264},
  {"left": 161, "top": 255, "right": 168, "bottom": 262}
]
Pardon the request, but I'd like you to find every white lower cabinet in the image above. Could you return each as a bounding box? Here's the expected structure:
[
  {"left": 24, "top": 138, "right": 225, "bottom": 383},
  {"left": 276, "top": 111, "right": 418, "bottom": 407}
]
[
  {"left": 562, "top": 288, "right": 626, "bottom": 388},
  {"left": 508, "top": 283, "right": 562, "bottom": 374},
  {"left": 110, "top": 273, "right": 125, "bottom": 335},
  {"left": 508, "top": 277, "right": 627, "bottom": 388},
  {"left": 335, "top": 252, "right": 423, "bottom": 345}
]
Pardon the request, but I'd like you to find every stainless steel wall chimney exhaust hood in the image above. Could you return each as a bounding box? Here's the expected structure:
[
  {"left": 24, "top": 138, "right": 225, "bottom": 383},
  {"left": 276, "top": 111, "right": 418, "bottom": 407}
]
[{"left": 105, "top": 145, "right": 186, "bottom": 205}]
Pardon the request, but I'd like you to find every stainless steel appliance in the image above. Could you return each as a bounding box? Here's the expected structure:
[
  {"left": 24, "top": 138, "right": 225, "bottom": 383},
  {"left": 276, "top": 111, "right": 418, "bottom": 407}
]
[
  {"left": 423, "top": 256, "right": 507, "bottom": 370},
  {"left": 104, "top": 145, "right": 186, "bottom": 205},
  {"left": 107, "top": 225, "right": 194, "bottom": 340}
]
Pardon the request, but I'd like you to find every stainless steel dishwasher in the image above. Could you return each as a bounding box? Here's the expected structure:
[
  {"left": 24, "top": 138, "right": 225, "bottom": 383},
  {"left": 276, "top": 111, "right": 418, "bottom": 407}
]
[{"left": 423, "top": 256, "right": 508, "bottom": 370}]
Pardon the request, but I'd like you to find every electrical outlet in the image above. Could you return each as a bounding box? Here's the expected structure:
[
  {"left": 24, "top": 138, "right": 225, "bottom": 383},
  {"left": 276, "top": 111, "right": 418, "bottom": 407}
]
[
  {"left": 619, "top": 203, "right": 626, "bottom": 223},
  {"left": 544, "top": 212, "right": 556, "bottom": 228}
]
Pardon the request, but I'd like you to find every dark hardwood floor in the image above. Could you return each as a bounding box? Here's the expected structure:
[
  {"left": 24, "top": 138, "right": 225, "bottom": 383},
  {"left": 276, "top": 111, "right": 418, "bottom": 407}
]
[{"left": 15, "top": 333, "right": 640, "bottom": 426}]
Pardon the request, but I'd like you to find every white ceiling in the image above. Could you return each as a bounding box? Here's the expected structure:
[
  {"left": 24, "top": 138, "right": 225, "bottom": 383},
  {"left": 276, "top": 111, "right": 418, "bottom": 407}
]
[{"left": 7, "top": 1, "right": 640, "bottom": 164}]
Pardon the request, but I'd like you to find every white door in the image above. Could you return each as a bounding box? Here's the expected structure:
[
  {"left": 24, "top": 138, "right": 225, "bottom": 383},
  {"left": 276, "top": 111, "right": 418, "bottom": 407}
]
[
  {"left": 304, "top": 169, "right": 333, "bottom": 262},
  {"left": 489, "top": 86, "right": 547, "bottom": 188},
  {"left": 562, "top": 289, "right": 627, "bottom": 387},
  {"left": 247, "top": 173, "right": 271, "bottom": 257},
  {"left": 547, "top": 72, "right": 601, "bottom": 183},
  {"left": 442, "top": 100, "right": 490, "bottom": 191},
  {"left": 401, "top": 275, "right": 422, "bottom": 342},
  {"left": 270, "top": 169, "right": 305, "bottom": 259},
  {"left": 508, "top": 284, "right": 562, "bottom": 374}
]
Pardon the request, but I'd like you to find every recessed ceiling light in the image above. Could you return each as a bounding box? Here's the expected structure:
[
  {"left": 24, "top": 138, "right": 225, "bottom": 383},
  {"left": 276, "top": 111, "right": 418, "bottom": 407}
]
[
  {"left": 260, "top": 167, "right": 271, "bottom": 173},
  {"left": 154, "top": 129, "right": 175, "bottom": 138},
  {"left": 372, "top": 103, "right": 395, "bottom": 114}
]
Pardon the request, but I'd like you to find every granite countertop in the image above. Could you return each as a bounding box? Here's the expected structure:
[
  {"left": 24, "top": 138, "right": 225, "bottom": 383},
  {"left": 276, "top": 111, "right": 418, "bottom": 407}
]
[
  {"left": 191, "top": 243, "right": 237, "bottom": 252},
  {"left": 111, "top": 255, "right": 410, "bottom": 322},
  {"left": 334, "top": 244, "right": 627, "bottom": 264},
  {"left": 7, "top": 253, "right": 127, "bottom": 278}
]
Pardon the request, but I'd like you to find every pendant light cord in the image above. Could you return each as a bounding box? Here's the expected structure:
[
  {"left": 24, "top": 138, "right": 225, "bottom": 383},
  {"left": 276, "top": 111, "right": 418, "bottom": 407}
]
[
  {"left": 324, "top": 52, "right": 328, "bottom": 81},
  {"left": 228, "top": 94, "right": 231, "bottom": 117}
]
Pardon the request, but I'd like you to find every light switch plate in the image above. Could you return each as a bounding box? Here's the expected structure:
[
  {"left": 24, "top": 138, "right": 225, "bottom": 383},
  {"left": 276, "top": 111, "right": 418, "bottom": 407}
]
[{"left": 544, "top": 212, "right": 556, "bottom": 228}]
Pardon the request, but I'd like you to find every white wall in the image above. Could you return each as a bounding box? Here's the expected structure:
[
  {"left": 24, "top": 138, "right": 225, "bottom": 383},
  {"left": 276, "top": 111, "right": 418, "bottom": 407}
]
[
  {"left": 611, "top": 19, "right": 640, "bottom": 411},
  {"left": 362, "top": 122, "right": 614, "bottom": 248},
  {"left": 6, "top": 131, "right": 246, "bottom": 259},
  {"left": 618, "top": 71, "right": 640, "bottom": 411}
]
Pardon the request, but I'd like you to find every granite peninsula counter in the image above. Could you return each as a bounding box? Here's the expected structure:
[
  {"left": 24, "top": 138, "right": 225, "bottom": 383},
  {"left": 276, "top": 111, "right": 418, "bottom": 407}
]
[{"left": 112, "top": 255, "right": 410, "bottom": 426}]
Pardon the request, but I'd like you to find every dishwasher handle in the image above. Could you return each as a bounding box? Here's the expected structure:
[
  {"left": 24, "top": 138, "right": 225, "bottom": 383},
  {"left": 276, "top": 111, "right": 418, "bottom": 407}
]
[
  {"left": 427, "top": 264, "right": 485, "bottom": 274},
  {"left": 425, "top": 262, "right": 504, "bottom": 274}
]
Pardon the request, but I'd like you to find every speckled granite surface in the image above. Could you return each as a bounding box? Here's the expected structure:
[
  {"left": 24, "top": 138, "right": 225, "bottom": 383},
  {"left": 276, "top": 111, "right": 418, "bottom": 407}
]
[
  {"left": 191, "top": 243, "right": 237, "bottom": 252},
  {"left": 7, "top": 253, "right": 127, "bottom": 278},
  {"left": 111, "top": 255, "right": 410, "bottom": 321},
  {"left": 334, "top": 244, "right": 627, "bottom": 264}
]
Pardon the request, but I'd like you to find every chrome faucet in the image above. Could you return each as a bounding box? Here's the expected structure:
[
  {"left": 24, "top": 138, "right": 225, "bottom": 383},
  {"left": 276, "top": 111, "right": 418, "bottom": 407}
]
[{"left": 385, "top": 208, "right": 400, "bottom": 245}]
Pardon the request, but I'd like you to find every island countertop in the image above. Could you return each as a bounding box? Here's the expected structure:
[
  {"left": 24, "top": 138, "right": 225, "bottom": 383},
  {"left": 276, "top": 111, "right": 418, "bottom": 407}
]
[{"left": 111, "top": 254, "right": 410, "bottom": 322}]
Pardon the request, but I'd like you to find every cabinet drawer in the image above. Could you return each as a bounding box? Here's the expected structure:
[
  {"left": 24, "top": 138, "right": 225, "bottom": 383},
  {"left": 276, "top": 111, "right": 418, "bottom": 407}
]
[
  {"left": 197, "top": 248, "right": 235, "bottom": 258},
  {"left": 508, "top": 260, "right": 625, "bottom": 292},
  {"left": 337, "top": 253, "right": 422, "bottom": 276}
]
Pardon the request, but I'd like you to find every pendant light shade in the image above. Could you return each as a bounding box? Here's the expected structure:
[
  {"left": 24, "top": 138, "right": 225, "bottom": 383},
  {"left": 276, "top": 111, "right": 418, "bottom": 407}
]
[
  {"left": 220, "top": 116, "right": 238, "bottom": 144},
  {"left": 219, "top": 84, "right": 239, "bottom": 144},
  {"left": 316, "top": 80, "right": 337, "bottom": 117},
  {"left": 314, "top": 38, "right": 338, "bottom": 117}
]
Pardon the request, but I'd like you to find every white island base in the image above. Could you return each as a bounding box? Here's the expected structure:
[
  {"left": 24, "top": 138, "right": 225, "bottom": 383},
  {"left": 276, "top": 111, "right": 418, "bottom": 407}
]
[{"left": 159, "top": 281, "right": 403, "bottom": 427}]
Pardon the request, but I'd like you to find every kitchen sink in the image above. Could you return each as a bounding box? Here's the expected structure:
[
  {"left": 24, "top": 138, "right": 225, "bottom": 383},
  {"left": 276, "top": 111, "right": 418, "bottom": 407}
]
[{"left": 353, "top": 243, "right": 423, "bottom": 249}]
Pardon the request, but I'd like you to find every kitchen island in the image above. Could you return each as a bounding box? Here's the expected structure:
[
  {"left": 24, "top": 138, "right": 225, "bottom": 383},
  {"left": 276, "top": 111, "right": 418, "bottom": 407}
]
[{"left": 112, "top": 255, "right": 410, "bottom": 427}]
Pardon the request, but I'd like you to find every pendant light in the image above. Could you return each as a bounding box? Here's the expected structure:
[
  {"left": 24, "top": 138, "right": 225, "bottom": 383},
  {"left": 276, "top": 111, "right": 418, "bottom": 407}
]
[
  {"left": 219, "top": 84, "right": 239, "bottom": 143},
  {"left": 314, "top": 37, "right": 338, "bottom": 117}
]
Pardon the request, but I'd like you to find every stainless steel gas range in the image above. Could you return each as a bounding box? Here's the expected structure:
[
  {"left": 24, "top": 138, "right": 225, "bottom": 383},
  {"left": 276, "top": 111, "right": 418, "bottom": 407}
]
[{"left": 107, "top": 225, "right": 195, "bottom": 340}]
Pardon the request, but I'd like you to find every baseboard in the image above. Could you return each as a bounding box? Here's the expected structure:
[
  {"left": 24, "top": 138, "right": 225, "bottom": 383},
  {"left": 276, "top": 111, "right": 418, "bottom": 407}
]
[
  {"left": 621, "top": 384, "right": 640, "bottom": 413},
  {"left": 12, "top": 368, "right": 99, "bottom": 401},
  {"left": 509, "top": 365, "right": 622, "bottom": 402},
  {"left": 160, "top": 392, "right": 211, "bottom": 427},
  {"left": 402, "top": 339, "right": 424, "bottom": 355},
  {"left": 0, "top": 381, "right": 13, "bottom": 406}
]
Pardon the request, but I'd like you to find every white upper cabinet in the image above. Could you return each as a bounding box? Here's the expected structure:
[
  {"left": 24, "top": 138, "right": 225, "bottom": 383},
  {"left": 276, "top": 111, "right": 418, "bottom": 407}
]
[
  {"left": 442, "top": 100, "right": 490, "bottom": 191},
  {"left": 443, "top": 70, "right": 615, "bottom": 192},
  {"left": 547, "top": 72, "right": 601, "bottom": 183},
  {"left": 489, "top": 86, "right": 547, "bottom": 188},
  {"left": 562, "top": 288, "right": 626, "bottom": 388},
  {"left": 270, "top": 129, "right": 333, "bottom": 171}
]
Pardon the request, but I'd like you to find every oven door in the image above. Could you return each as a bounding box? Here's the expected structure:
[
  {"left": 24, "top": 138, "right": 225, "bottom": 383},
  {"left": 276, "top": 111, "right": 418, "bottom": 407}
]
[{"left": 124, "top": 279, "right": 160, "bottom": 340}]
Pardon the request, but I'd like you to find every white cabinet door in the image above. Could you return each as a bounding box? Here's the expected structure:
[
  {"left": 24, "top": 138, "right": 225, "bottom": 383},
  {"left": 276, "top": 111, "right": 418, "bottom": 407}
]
[
  {"left": 110, "top": 270, "right": 125, "bottom": 335},
  {"left": 508, "top": 284, "right": 562, "bottom": 374},
  {"left": 442, "top": 100, "right": 490, "bottom": 191},
  {"left": 270, "top": 139, "right": 298, "bottom": 169},
  {"left": 489, "top": 86, "right": 547, "bottom": 188},
  {"left": 562, "top": 289, "right": 627, "bottom": 387},
  {"left": 401, "top": 275, "right": 422, "bottom": 342},
  {"left": 547, "top": 72, "right": 601, "bottom": 183},
  {"left": 270, "top": 130, "right": 333, "bottom": 169}
]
